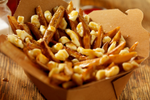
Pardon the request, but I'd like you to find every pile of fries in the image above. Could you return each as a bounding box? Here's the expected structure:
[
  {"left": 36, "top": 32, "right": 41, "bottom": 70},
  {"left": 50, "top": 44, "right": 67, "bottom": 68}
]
[{"left": 7, "top": 2, "right": 144, "bottom": 89}]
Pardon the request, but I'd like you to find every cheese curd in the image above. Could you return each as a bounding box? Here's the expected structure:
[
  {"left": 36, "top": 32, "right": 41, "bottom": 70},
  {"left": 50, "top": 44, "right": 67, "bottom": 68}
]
[
  {"left": 31, "top": 15, "right": 40, "bottom": 28},
  {"left": 37, "top": 38, "right": 43, "bottom": 43},
  {"left": 90, "top": 30, "right": 97, "bottom": 45},
  {"left": 93, "top": 48, "right": 105, "bottom": 57},
  {"left": 76, "top": 22, "right": 83, "bottom": 37},
  {"left": 119, "top": 47, "right": 129, "bottom": 54},
  {"left": 96, "top": 70, "right": 106, "bottom": 80},
  {"left": 59, "top": 18, "right": 67, "bottom": 30},
  {"left": 47, "top": 26, "right": 56, "bottom": 32},
  {"left": 66, "top": 42, "right": 77, "bottom": 50},
  {"left": 17, "top": 16, "right": 24, "bottom": 24},
  {"left": 77, "top": 47, "right": 95, "bottom": 58},
  {"left": 28, "top": 48, "right": 42, "bottom": 59},
  {"left": 105, "top": 66, "right": 119, "bottom": 77},
  {"left": 40, "top": 25, "right": 46, "bottom": 35},
  {"left": 99, "top": 55, "right": 109, "bottom": 65},
  {"left": 16, "top": 29, "right": 32, "bottom": 40},
  {"left": 58, "top": 63, "right": 65, "bottom": 72},
  {"left": 25, "top": 37, "right": 31, "bottom": 43},
  {"left": 72, "top": 73, "right": 83, "bottom": 85},
  {"left": 44, "top": 10, "right": 52, "bottom": 23},
  {"left": 52, "top": 43, "right": 63, "bottom": 51},
  {"left": 84, "top": 15, "right": 90, "bottom": 23},
  {"left": 68, "top": 10, "right": 78, "bottom": 21},
  {"left": 7, "top": 34, "right": 24, "bottom": 49},
  {"left": 123, "top": 61, "right": 139, "bottom": 71},
  {"left": 88, "top": 22, "right": 99, "bottom": 31},
  {"left": 48, "top": 67, "right": 60, "bottom": 77},
  {"left": 55, "top": 49, "right": 69, "bottom": 61},
  {"left": 102, "top": 36, "right": 111, "bottom": 43},
  {"left": 73, "top": 66, "right": 83, "bottom": 74},
  {"left": 36, "top": 53, "right": 49, "bottom": 65},
  {"left": 65, "top": 29, "right": 80, "bottom": 47},
  {"left": 107, "top": 41, "right": 116, "bottom": 52},
  {"left": 59, "top": 36, "right": 70, "bottom": 44},
  {"left": 77, "top": 47, "right": 104, "bottom": 58},
  {"left": 71, "top": 59, "right": 79, "bottom": 64},
  {"left": 47, "top": 61, "right": 59, "bottom": 70},
  {"left": 122, "top": 62, "right": 133, "bottom": 71}
]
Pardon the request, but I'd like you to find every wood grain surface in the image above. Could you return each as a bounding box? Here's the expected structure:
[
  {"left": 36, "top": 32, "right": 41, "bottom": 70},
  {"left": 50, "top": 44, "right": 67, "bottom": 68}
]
[{"left": 1, "top": 0, "right": 150, "bottom": 100}]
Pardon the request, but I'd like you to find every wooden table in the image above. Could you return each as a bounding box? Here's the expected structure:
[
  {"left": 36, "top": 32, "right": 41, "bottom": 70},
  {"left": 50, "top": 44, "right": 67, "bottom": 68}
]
[{"left": 1, "top": 0, "right": 150, "bottom": 100}]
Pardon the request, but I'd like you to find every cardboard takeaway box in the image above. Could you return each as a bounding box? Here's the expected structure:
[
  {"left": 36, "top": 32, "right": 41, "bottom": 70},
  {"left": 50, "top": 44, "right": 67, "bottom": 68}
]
[{"left": 0, "top": 0, "right": 149, "bottom": 99}]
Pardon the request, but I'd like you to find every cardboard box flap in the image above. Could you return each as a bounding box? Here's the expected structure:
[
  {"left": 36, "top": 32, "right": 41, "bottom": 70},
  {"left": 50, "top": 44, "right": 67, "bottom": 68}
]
[
  {"left": 14, "top": 0, "right": 68, "bottom": 22},
  {"left": 112, "top": 71, "right": 134, "bottom": 99},
  {"left": 89, "top": 9, "right": 149, "bottom": 59}
]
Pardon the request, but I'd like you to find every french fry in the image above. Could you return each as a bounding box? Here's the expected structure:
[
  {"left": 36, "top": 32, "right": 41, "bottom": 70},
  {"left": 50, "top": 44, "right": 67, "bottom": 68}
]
[
  {"left": 53, "top": 30, "right": 60, "bottom": 42},
  {"left": 79, "top": 15, "right": 91, "bottom": 49},
  {"left": 27, "top": 22, "right": 42, "bottom": 40},
  {"left": 65, "top": 2, "right": 83, "bottom": 47},
  {"left": 109, "top": 52, "right": 137, "bottom": 64},
  {"left": 79, "top": 8, "right": 84, "bottom": 17},
  {"left": 106, "top": 62, "right": 115, "bottom": 70},
  {"left": 129, "top": 42, "right": 139, "bottom": 52},
  {"left": 107, "top": 41, "right": 116, "bottom": 52},
  {"left": 82, "top": 65, "right": 95, "bottom": 81},
  {"left": 65, "top": 29, "right": 81, "bottom": 47},
  {"left": 36, "top": 6, "right": 48, "bottom": 27},
  {"left": 41, "top": 41, "right": 60, "bottom": 62},
  {"left": 36, "top": 56, "right": 49, "bottom": 71},
  {"left": 64, "top": 46, "right": 88, "bottom": 61},
  {"left": 105, "top": 26, "right": 120, "bottom": 38},
  {"left": 23, "top": 40, "right": 42, "bottom": 53},
  {"left": 7, "top": 16, "right": 22, "bottom": 30},
  {"left": 64, "top": 61, "right": 73, "bottom": 76},
  {"left": 58, "top": 29, "right": 68, "bottom": 37},
  {"left": 110, "top": 31, "right": 121, "bottom": 44},
  {"left": 93, "top": 26, "right": 104, "bottom": 49},
  {"left": 43, "top": 6, "right": 65, "bottom": 44},
  {"left": 75, "top": 55, "right": 109, "bottom": 68},
  {"left": 20, "top": 23, "right": 32, "bottom": 36},
  {"left": 102, "top": 42, "right": 109, "bottom": 53},
  {"left": 7, "top": 17, "right": 17, "bottom": 34},
  {"left": 107, "top": 42, "right": 126, "bottom": 55},
  {"left": 130, "top": 56, "right": 144, "bottom": 64},
  {"left": 7, "top": 15, "right": 22, "bottom": 34},
  {"left": 66, "top": 1, "right": 74, "bottom": 14}
]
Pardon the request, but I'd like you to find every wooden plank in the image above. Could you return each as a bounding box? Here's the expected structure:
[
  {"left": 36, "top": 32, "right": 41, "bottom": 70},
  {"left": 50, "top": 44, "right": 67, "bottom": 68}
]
[{"left": 0, "top": 53, "right": 44, "bottom": 100}]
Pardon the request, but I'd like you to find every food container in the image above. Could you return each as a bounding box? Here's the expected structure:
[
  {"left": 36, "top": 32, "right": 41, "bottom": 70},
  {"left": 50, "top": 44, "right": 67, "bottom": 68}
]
[{"left": 0, "top": 0, "right": 149, "bottom": 100}]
